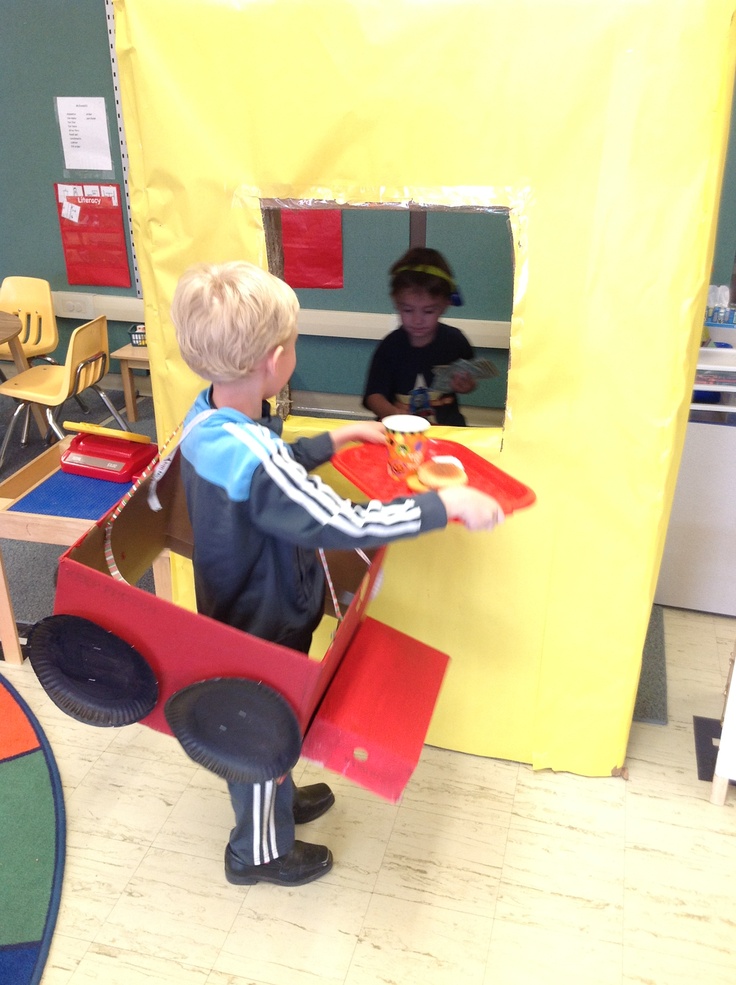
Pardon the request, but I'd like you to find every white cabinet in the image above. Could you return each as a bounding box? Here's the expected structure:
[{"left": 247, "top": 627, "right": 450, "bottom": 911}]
[
  {"left": 654, "top": 348, "right": 736, "bottom": 617},
  {"left": 690, "top": 347, "right": 736, "bottom": 414}
]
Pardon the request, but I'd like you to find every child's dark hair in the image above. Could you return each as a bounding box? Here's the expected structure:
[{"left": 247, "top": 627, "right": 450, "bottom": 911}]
[{"left": 389, "top": 247, "right": 459, "bottom": 303}]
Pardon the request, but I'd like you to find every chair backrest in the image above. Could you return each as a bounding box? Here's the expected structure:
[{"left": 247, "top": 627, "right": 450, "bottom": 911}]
[
  {"left": 0, "top": 276, "right": 59, "bottom": 360},
  {"left": 63, "top": 316, "right": 110, "bottom": 397}
]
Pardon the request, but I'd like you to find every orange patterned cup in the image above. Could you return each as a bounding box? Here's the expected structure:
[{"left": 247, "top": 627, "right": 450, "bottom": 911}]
[{"left": 383, "top": 414, "right": 431, "bottom": 479}]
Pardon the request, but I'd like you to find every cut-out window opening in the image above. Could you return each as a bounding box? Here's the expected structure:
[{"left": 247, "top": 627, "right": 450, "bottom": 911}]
[{"left": 261, "top": 202, "right": 514, "bottom": 429}]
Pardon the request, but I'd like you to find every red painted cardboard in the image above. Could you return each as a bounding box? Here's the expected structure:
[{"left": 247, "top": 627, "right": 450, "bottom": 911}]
[
  {"left": 303, "top": 616, "right": 449, "bottom": 801},
  {"left": 50, "top": 455, "right": 449, "bottom": 799}
]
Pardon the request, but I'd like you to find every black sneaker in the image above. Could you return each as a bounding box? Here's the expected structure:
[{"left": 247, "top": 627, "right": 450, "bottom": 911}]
[
  {"left": 224, "top": 841, "right": 333, "bottom": 886},
  {"left": 293, "top": 783, "right": 335, "bottom": 824}
]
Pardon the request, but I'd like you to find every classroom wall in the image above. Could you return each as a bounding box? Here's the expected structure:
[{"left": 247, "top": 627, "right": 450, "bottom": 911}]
[{"left": 1, "top": 0, "right": 734, "bottom": 401}]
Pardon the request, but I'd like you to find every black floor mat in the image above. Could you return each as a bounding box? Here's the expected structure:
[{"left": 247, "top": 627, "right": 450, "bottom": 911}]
[{"left": 693, "top": 715, "right": 733, "bottom": 783}]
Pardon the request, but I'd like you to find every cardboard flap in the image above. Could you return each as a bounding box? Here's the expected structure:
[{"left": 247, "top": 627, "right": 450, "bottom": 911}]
[
  {"left": 101, "top": 448, "right": 375, "bottom": 601},
  {"left": 302, "top": 616, "right": 450, "bottom": 802}
]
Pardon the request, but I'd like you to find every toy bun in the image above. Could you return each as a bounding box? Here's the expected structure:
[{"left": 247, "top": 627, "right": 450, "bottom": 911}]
[
  {"left": 406, "top": 474, "right": 429, "bottom": 493},
  {"left": 416, "top": 457, "right": 468, "bottom": 489}
]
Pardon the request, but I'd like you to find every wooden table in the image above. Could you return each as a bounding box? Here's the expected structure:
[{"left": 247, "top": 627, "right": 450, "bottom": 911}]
[
  {"left": 0, "top": 310, "right": 46, "bottom": 436},
  {"left": 111, "top": 343, "right": 150, "bottom": 422},
  {"left": 0, "top": 439, "right": 171, "bottom": 664}
]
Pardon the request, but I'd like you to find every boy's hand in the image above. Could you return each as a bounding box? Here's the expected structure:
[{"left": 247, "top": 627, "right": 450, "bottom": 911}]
[
  {"left": 450, "top": 369, "right": 476, "bottom": 394},
  {"left": 437, "top": 487, "right": 505, "bottom": 531},
  {"left": 330, "top": 421, "right": 387, "bottom": 450}
]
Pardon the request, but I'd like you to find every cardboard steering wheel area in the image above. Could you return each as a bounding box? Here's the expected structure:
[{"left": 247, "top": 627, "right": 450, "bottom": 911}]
[{"left": 113, "top": 1, "right": 736, "bottom": 776}]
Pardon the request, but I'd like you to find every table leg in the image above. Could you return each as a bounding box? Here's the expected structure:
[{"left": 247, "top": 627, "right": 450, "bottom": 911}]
[
  {"left": 710, "top": 774, "right": 730, "bottom": 806},
  {"left": 118, "top": 358, "right": 138, "bottom": 422},
  {"left": 0, "top": 543, "right": 23, "bottom": 664},
  {"left": 152, "top": 551, "right": 172, "bottom": 601},
  {"left": 711, "top": 657, "right": 736, "bottom": 804}
]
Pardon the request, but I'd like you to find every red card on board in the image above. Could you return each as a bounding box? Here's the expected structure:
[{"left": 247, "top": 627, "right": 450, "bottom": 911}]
[{"left": 282, "top": 210, "right": 343, "bottom": 288}]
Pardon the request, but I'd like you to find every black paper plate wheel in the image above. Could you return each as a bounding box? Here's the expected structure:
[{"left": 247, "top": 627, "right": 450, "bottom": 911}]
[
  {"left": 28, "top": 615, "right": 158, "bottom": 727},
  {"left": 164, "top": 677, "right": 302, "bottom": 784}
]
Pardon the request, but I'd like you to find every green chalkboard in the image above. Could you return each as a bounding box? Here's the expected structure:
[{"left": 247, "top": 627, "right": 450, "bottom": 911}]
[
  {"left": 0, "top": 0, "right": 136, "bottom": 296},
  {"left": 713, "top": 76, "right": 736, "bottom": 287}
]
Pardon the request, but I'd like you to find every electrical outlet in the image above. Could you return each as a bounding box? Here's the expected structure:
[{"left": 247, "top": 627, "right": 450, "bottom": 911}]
[{"left": 57, "top": 292, "right": 95, "bottom": 319}]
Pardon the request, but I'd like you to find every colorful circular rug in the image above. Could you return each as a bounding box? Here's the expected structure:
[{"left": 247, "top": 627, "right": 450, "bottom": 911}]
[{"left": 0, "top": 673, "right": 65, "bottom": 985}]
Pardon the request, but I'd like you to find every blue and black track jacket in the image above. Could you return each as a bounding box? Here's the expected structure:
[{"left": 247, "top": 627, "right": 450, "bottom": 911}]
[{"left": 179, "top": 389, "right": 448, "bottom": 647}]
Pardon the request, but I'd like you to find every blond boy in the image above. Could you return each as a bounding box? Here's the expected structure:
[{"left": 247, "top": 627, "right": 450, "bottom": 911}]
[{"left": 171, "top": 261, "right": 503, "bottom": 886}]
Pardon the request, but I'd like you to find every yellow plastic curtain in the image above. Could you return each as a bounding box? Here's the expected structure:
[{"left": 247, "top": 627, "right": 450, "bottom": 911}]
[{"left": 114, "top": 0, "right": 736, "bottom": 774}]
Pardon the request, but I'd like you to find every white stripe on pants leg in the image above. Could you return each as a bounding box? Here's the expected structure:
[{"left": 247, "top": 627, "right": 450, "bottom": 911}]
[{"left": 252, "top": 780, "right": 279, "bottom": 864}]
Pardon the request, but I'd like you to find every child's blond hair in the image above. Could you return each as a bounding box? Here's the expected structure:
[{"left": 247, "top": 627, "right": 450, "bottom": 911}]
[{"left": 171, "top": 261, "right": 298, "bottom": 383}]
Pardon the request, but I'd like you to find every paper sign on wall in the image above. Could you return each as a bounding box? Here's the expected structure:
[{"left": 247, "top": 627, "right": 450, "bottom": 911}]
[
  {"left": 56, "top": 97, "right": 113, "bottom": 172},
  {"left": 281, "top": 210, "right": 344, "bottom": 288},
  {"left": 55, "top": 183, "right": 131, "bottom": 288}
]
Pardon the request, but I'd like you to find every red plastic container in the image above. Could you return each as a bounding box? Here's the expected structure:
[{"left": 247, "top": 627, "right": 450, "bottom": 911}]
[{"left": 61, "top": 432, "right": 158, "bottom": 482}]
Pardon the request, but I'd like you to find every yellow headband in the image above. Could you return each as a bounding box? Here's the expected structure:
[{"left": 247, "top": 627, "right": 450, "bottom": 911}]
[{"left": 394, "top": 264, "right": 455, "bottom": 286}]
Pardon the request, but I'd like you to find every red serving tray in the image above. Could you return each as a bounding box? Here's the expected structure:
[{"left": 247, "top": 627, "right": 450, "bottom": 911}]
[{"left": 332, "top": 438, "right": 536, "bottom": 514}]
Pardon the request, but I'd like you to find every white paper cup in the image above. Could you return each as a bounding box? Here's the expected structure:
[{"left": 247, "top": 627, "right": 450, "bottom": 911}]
[{"left": 383, "top": 414, "right": 431, "bottom": 479}]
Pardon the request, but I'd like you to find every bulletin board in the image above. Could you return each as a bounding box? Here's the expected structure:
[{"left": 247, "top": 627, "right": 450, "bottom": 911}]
[{"left": 113, "top": 0, "right": 736, "bottom": 776}]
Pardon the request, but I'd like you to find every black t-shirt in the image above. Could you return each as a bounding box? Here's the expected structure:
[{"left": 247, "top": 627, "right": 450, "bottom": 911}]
[{"left": 362, "top": 322, "right": 474, "bottom": 426}]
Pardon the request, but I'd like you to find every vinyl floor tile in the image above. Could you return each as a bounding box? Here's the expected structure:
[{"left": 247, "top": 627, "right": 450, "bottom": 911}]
[
  {"left": 216, "top": 880, "right": 370, "bottom": 985},
  {"left": 485, "top": 921, "right": 624, "bottom": 985},
  {"left": 152, "top": 781, "right": 234, "bottom": 862},
  {"left": 345, "top": 893, "right": 493, "bottom": 985},
  {"left": 67, "top": 944, "right": 212, "bottom": 985},
  {"left": 623, "top": 845, "right": 736, "bottom": 963},
  {"left": 93, "top": 847, "right": 243, "bottom": 969},
  {"left": 400, "top": 743, "right": 519, "bottom": 823},
  {"left": 623, "top": 944, "right": 736, "bottom": 984},
  {"left": 373, "top": 805, "right": 507, "bottom": 917},
  {"left": 40, "top": 934, "right": 91, "bottom": 985},
  {"left": 58, "top": 834, "right": 149, "bottom": 941},
  {"left": 64, "top": 749, "right": 196, "bottom": 847}
]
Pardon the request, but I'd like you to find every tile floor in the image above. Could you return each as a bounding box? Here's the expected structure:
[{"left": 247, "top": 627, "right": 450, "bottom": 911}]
[{"left": 3, "top": 605, "right": 736, "bottom": 985}]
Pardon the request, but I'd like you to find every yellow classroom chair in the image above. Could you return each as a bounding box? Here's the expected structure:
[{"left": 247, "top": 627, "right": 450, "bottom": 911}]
[{"left": 0, "top": 315, "right": 129, "bottom": 473}]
